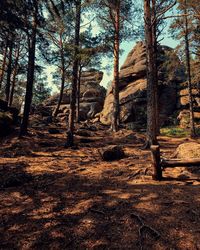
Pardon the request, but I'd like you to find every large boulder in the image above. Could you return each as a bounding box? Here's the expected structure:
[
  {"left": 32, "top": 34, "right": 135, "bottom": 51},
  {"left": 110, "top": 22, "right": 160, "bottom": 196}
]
[
  {"left": 0, "top": 112, "right": 14, "bottom": 136},
  {"left": 100, "top": 42, "right": 184, "bottom": 126},
  {"left": 100, "top": 79, "right": 147, "bottom": 125},
  {"left": 174, "top": 142, "right": 200, "bottom": 159},
  {"left": 43, "top": 69, "right": 106, "bottom": 121},
  {"left": 0, "top": 99, "right": 19, "bottom": 136}
]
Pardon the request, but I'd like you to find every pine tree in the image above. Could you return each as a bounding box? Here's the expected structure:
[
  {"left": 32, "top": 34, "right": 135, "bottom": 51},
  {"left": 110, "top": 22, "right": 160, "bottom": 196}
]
[
  {"left": 144, "top": 0, "right": 176, "bottom": 147},
  {"left": 96, "top": 0, "right": 136, "bottom": 132},
  {"left": 170, "top": 0, "right": 197, "bottom": 137},
  {"left": 20, "top": 0, "right": 40, "bottom": 136},
  {"left": 66, "top": 0, "right": 81, "bottom": 147},
  {"left": 45, "top": 0, "right": 73, "bottom": 118},
  {"left": 144, "top": 0, "right": 158, "bottom": 147}
]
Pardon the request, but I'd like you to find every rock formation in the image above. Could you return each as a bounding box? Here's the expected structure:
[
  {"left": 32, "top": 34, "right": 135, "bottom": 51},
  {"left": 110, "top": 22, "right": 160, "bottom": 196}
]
[
  {"left": 177, "top": 83, "right": 200, "bottom": 128},
  {"left": 0, "top": 99, "right": 19, "bottom": 136},
  {"left": 43, "top": 69, "right": 106, "bottom": 121},
  {"left": 100, "top": 41, "right": 190, "bottom": 128}
]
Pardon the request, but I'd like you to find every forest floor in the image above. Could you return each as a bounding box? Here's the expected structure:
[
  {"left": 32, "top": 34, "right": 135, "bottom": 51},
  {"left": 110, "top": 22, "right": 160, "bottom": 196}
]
[{"left": 0, "top": 119, "right": 200, "bottom": 250}]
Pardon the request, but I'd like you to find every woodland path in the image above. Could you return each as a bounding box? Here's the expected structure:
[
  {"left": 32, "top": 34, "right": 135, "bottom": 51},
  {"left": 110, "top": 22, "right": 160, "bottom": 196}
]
[{"left": 0, "top": 123, "right": 200, "bottom": 249}]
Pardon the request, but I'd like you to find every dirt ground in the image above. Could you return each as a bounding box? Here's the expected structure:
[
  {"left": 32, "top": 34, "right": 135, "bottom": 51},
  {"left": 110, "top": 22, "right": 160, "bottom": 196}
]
[{"left": 0, "top": 121, "right": 200, "bottom": 250}]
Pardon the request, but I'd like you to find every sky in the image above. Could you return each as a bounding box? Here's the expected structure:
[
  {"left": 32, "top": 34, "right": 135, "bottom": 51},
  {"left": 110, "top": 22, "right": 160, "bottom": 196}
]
[{"left": 46, "top": 35, "right": 178, "bottom": 93}]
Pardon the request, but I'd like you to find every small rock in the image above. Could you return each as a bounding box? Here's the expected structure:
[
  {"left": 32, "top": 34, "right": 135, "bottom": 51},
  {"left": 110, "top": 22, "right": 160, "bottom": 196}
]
[
  {"left": 92, "top": 117, "right": 99, "bottom": 123},
  {"left": 71, "top": 145, "right": 79, "bottom": 150},
  {"left": 80, "top": 138, "right": 94, "bottom": 143},
  {"left": 76, "top": 130, "right": 91, "bottom": 137},
  {"left": 2, "top": 173, "right": 33, "bottom": 188},
  {"left": 48, "top": 128, "right": 60, "bottom": 134},
  {"left": 89, "top": 125, "right": 97, "bottom": 131},
  {"left": 99, "top": 145, "right": 125, "bottom": 161},
  {"left": 39, "top": 141, "right": 56, "bottom": 147}
]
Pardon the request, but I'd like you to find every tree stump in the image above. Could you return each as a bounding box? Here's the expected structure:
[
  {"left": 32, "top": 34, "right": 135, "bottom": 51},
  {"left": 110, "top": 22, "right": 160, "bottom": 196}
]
[{"left": 151, "top": 145, "right": 162, "bottom": 180}]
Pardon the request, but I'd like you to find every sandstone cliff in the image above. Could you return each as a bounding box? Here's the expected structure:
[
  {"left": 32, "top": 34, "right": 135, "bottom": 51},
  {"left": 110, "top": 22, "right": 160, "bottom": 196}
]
[
  {"left": 100, "top": 41, "right": 187, "bottom": 128},
  {"left": 43, "top": 69, "right": 106, "bottom": 121}
]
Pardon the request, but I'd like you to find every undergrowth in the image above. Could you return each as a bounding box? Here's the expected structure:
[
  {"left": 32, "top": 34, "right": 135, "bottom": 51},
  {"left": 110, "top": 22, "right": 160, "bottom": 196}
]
[{"left": 160, "top": 126, "right": 200, "bottom": 137}]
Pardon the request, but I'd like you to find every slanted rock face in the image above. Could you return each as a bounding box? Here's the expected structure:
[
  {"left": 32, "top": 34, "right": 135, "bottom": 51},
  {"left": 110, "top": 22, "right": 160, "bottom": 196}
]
[
  {"left": 44, "top": 69, "right": 106, "bottom": 120},
  {"left": 100, "top": 41, "right": 185, "bottom": 127},
  {"left": 118, "top": 42, "right": 146, "bottom": 89}
]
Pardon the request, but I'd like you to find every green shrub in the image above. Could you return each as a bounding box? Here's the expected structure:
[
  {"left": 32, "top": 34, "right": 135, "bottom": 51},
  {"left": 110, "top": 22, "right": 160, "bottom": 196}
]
[{"left": 160, "top": 126, "right": 189, "bottom": 137}]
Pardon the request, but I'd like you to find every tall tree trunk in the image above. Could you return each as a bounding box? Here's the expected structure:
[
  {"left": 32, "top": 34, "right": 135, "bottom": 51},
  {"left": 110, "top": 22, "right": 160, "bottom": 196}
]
[
  {"left": 76, "top": 65, "right": 82, "bottom": 123},
  {"left": 152, "top": 0, "right": 159, "bottom": 135},
  {"left": 184, "top": 0, "right": 195, "bottom": 137},
  {"left": 0, "top": 39, "right": 8, "bottom": 90},
  {"left": 5, "top": 40, "right": 13, "bottom": 103},
  {"left": 144, "top": 0, "right": 158, "bottom": 147},
  {"left": 53, "top": 34, "right": 65, "bottom": 118},
  {"left": 111, "top": 0, "right": 120, "bottom": 132},
  {"left": 66, "top": 0, "right": 81, "bottom": 147},
  {"left": 20, "top": 2, "right": 37, "bottom": 136},
  {"left": 8, "top": 43, "right": 20, "bottom": 107}
]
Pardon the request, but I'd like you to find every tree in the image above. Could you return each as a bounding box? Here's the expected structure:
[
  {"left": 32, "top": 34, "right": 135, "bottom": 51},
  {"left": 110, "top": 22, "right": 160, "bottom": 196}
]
[
  {"left": 96, "top": 0, "right": 135, "bottom": 132},
  {"left": 112, "top": 0, "right": 120, "bottom": 132},
  {"left": 170, "top": 0, "right": 197, "bottom": 137},
  {"left": 45, "top": 0, "right": 73, "bottom": 118},
  {"left": 0, "top": 0, "right": 27, "bottom": 101},
  {"left": 144, "top": 0, "right": 158, "bottom": 146},
  {"left": 33, "top": 73, "right": 51, "bottom": 105},
  {"left": 184, "top": 0, "right": 196, "bottom": 137},
  {"left": 8, "top": 32, "right": 24, "bottom": 107},
  {"left": 5, "top": 37, "right": 13, "bottom": 103},
  {"left": 0, "top": 39, "right": 8, "bottom": 90},
  {"left": 144, "top": 0, "right": 176, "bottom": 147},
  {"left": 20, "top": 0, "right": 39, "bottom": 136},
  {"left": 66, "top": 0, "right": 81, "bottom": 147}
]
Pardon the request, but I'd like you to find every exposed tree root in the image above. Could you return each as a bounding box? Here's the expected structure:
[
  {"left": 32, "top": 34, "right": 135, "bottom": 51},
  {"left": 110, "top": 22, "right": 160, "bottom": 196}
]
[{"left": 131, "top": 213, "right": 160, "bottom": 249}]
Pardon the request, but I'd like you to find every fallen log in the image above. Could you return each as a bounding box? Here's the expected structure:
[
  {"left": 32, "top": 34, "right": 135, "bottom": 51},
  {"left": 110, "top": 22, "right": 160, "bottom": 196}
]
[
  {"left": 150, "top": 145, "right": 200, "bottom": 180},
  {"left": 161, "top": 158, "right": 200, "bottom": 168}
]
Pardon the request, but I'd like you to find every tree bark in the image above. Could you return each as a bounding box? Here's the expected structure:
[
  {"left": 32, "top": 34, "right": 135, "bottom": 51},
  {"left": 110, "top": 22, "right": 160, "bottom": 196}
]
[
  {"left": 111, "top": 0, "right": 120, "bottom": 132},
  {"left": 5, "top": 40, "right": 13, "bottom": 103},
  {"left": 8, "top": 43, "right": 20, "bottom": 107},
  {"left": 66, "top": 0, "right": 81, "bottom": 147},
  {"left": 151, "top": 145, "right": 162, "bottom": 180},
  {"left": 184, "top": 0, "right": 196, "bottom": 137},
  {"left": 20, "top": 1, "right": 37, "bottom": 136},
  {"left": 152, "top": 0, "right": 159, "bottom": 135},
  {"left": 144, "top": 0, "right": 158, "bottom": 147},
  {"left": 76, "top": 65, "right": 82, "bottom": 123},
  {"left": 0, "top": 39, "right": 8, "bottom": 90},
  {"left": 53, "top": 33, "right": 65, "bottom": 118}
]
